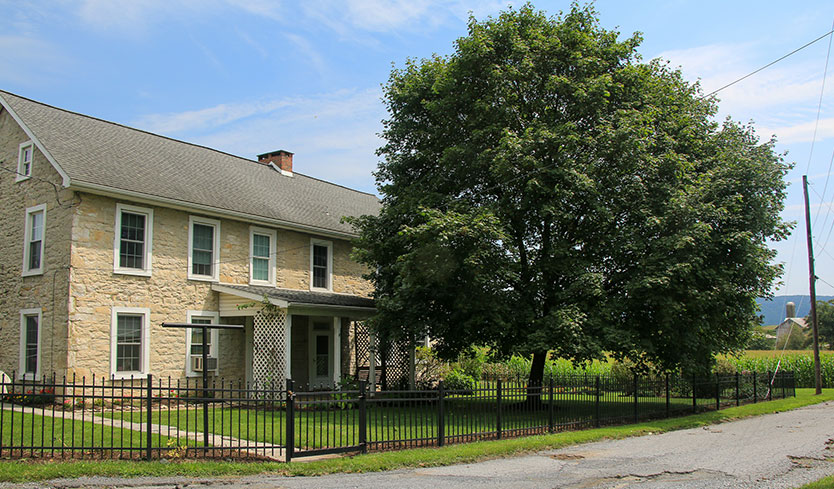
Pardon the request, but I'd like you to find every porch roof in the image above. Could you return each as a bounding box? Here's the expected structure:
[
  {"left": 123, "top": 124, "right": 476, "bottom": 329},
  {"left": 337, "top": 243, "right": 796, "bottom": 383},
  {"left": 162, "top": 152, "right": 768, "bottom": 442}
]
[{"left": 212, "top": 283, "right": 375, "bottom": 311}]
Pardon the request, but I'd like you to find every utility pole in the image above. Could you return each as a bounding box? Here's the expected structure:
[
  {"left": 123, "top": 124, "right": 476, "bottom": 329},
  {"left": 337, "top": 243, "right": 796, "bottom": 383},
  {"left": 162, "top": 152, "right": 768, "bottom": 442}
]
[{"left": 802, "top": 175, "right": 823, "bottom": 395}]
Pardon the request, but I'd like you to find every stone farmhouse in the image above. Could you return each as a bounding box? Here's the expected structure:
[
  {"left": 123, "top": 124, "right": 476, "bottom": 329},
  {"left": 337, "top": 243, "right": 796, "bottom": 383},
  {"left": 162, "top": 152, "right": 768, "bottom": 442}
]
[{"left": 0, "top": 89, "right": 381, "bottom": 389}]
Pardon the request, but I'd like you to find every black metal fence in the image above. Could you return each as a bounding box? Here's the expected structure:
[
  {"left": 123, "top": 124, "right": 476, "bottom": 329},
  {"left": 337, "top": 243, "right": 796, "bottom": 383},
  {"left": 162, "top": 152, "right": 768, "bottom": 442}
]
[{"left": 0, "top": 371, "right": 795, "bottom": 462}]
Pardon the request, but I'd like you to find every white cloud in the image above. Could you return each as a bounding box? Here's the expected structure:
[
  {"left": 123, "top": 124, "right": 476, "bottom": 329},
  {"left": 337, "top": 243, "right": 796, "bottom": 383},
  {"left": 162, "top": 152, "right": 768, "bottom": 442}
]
[
  {"left": 284, "top": 33, "right": 328, "bottom": 77},
  {"left": 133, "top": 88, "right": 385, "bottom": 193},
  {"left": 759, "top": 118, "right": 834, "bottom": 145},
  {"left": 0, "top": 35, "right": 71, "bottom": 86}
]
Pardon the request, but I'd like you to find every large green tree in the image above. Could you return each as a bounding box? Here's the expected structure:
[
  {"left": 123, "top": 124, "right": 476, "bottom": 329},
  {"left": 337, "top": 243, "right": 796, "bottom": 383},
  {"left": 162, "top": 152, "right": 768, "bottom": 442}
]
[{"left": 350, "top": 4, "right": 790, "bottom": 386}]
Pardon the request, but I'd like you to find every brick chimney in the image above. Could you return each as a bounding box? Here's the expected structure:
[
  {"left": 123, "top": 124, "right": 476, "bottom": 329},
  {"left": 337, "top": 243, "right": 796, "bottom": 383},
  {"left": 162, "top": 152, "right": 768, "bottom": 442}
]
[{"left": 257, "top": 150, "right": 293, "bottom": 174}]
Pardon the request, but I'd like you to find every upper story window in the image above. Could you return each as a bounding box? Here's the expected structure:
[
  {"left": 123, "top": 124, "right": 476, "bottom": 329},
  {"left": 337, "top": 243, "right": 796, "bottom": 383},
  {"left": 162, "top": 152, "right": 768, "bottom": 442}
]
[
  {"left": 22, "top": 204, "right": 46, "bottom": 276},
  {"left": 249, "top": 226, "right": 277, "bottom": 286},
  {"left": 188, "top": 216, "right": 221, "bottom": 282},
  {"left": 18, "top": 308, "right": 41, "bottom": 379},
  {"left": 114, "top": 204, "right": 153, "bottom": 276},
  {"left": 310, "top": 238, "right": 333, "bottom": 291},
  {"left": 110, "top": 307, "right": 151, "bottom": 379},
  {"left": 16, "top": 141, "right": 34, "bottom": 182}
]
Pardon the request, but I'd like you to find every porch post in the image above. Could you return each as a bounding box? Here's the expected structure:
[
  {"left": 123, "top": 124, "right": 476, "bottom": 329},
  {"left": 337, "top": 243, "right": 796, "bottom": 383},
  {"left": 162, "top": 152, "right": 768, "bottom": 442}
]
[
  {"left": 285, "top": 314, "right": 292, "bottom": 379},
  {"left": 408, "top": 336, "right": 416, "bottom": 390},
  {"left": 368, "top": 330, "right": 377, "bottom": 392},
  {"left": 333, "top": 317, "right": 341, "bottom": 386}
]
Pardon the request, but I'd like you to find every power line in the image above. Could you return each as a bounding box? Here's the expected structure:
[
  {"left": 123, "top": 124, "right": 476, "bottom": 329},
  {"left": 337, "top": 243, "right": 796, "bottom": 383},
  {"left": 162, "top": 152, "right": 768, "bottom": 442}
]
[
  {"left": 702, "top": 28, "right": 834, "bottom": 99},
  {"left": 807, "top": 17, "right": 834, "bottom": 179}
]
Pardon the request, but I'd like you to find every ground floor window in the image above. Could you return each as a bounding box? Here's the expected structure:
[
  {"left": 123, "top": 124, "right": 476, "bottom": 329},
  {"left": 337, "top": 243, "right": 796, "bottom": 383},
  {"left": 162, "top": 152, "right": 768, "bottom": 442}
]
[
  {"left": 18, "top": 308, "right": 41, "bottom": 379},
  {"left": 110, "top": 307, "right": 150, "bottom": 378}
]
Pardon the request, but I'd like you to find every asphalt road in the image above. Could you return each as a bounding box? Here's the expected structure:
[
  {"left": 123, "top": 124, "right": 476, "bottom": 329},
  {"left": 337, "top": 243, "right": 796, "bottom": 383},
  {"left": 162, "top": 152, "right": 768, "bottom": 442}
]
[{"left": 10, "top": 400, "right": 834, "bottom": 489}]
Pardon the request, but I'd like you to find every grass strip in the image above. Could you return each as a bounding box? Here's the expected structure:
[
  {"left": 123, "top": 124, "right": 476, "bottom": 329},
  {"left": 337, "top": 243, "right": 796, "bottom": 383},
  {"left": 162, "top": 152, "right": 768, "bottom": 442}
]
[
  {"left": 800, "top": 475, "right": 834, "bottom": 489},
  {"left": 0, "top": 388, "right": 830, "bottom": 483}
]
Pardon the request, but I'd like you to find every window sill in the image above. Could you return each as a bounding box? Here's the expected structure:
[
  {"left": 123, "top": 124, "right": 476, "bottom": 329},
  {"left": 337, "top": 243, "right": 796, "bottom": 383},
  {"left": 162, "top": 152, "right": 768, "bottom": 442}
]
[
  {"left": 187, "top": 275, "right": 219, "bottom": 283},
  {"left": 110, "top": 372, "right": 147, "bottom": 381},
  {"left": 310, "top": 286, "right": 333, "bottom": 293},
  {"left": 17, "top": 372, "right": 40, "bottom": 381},
  {"left": 21, "top": 269, "right": 44, "bottom": 278},
  {"left": 15, "top": 175, "right": 31, "bottom": 183},
  {"left": 114, "top": 268, "right": 152, "bottom": 277},
  {"left": 249, "top": 279, "right": 276, "bottom": 287}
]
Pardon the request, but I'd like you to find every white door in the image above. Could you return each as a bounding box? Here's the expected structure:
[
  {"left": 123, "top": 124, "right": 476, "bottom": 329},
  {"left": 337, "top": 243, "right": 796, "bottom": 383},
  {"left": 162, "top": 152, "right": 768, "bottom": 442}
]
[{"left": 309, "top": 320, "right": 332, "bottom": 388}]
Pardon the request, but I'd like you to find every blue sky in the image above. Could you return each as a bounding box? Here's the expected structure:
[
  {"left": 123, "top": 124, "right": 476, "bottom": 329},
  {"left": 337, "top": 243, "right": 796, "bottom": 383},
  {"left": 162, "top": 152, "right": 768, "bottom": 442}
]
[{"left": 1, "top": 0, "right": 833, "bottom": 296}]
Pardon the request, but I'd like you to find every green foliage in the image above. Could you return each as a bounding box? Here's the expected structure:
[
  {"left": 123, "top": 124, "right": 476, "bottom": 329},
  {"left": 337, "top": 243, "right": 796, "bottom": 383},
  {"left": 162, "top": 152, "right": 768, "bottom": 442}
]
[
  {"left": 811, "top": 299, "right": 834, "bottom": 346},
  {"left": 729, "top": 352, "right": 834, "bottom": 388},
  {"left": 349, "top": 2, "right": 790, "bottom": 386},
  {"left": 746, "top": 329, "right": 775, "bottom": 350},
  {"left": 443, "top": 370, "right": 477, "bottom": 392}
]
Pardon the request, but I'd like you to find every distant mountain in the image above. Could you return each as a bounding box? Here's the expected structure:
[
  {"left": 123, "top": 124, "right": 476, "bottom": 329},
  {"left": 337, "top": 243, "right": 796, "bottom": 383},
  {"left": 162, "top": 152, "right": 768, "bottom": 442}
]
[{"left": 756, "top": 295, "right": 834, "bottom": 326}]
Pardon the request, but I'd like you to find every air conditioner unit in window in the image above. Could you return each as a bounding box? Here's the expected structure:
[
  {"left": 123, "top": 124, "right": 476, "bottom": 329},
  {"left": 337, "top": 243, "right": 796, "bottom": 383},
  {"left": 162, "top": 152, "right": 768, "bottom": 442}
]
[{"left": 191, "top": 356, "right": 218, "bottom": 372}]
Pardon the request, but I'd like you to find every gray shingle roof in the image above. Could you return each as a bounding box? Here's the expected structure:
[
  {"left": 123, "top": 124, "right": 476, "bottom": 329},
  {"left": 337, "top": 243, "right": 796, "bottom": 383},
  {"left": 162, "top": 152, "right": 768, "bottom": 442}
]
[
  {"left": 0, "top": 90, "right": 379, "bottom": 236},
  {"left": 214, "top": 283, "right": 375, "bottom": 309}
]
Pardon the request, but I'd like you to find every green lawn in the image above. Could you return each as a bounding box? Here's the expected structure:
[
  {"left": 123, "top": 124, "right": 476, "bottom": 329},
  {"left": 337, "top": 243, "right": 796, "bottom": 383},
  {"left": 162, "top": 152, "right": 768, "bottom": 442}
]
[
  {"left": 95, "top": 391, "right": 721, "bottom": 451},
  {"left": 0, "top": 406, "right": 196, "bottom": 457},
  {"left": 801, "top": 475, "right": 834, "bottom": 489},
  {"left": 0, "top": 388, "right": 828, "bottom": 483}
]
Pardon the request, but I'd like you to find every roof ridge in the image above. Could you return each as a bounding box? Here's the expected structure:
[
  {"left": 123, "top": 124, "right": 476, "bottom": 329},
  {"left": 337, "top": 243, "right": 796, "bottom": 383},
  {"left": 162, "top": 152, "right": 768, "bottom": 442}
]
[{"left": 0, "top": 89, "right": 379, "bottom": 199}]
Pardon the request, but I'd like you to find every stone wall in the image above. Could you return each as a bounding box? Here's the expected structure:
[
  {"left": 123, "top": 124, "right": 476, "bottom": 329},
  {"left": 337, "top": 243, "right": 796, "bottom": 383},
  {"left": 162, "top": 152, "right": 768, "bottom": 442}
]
[
  {"left": 0, "top": 108, "right": 74, "bottom": 378},
  {"left": 67, "top": 192, "right": 372, "bottom": 382}
]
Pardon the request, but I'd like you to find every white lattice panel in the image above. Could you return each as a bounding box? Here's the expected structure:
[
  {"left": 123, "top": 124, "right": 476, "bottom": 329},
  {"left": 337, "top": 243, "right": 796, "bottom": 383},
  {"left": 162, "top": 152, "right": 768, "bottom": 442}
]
[{"left": 252, "top": 309, "right": 286, "bottom": 390}]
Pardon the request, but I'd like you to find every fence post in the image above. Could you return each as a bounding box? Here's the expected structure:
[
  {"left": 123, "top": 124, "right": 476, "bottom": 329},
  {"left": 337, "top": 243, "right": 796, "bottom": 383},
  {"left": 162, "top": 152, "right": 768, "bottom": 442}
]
[
  {"left": 781, "top": 372, "right": 786, "bottom": 399},
  {"left": 692, "top": 374, "right": 697, "bottom": 413},
  {"left": 496, "top": 379, "right": 503, "bottom": 440},
  {"left": 767, "top": 371, "right": 772, "bottom": 401},
  {"left": 285, "top": 379, "right": 294, "bottom": 463},
  {"left": 633, "top": 374, "right": 638, "bottom": 422},
  {"left": 146, "top": 374, "right": 153, "bottom": 461},
  {"left": 665, "top": 373, "right": 670, "bottom": 418},
  {"left": 715, "top": 373, "right": 720, "bottom": 410},
  {"left": 438, "top": 380, "right": 445, "bottom": 447},
  {"left": 735, "top": 372, "right": 740, "bottom": 407},
  {"left": 753, "top": 371, "right": 757, "bottom": 403},
  {"left": 359, "top": 380, "right": 367, "bottom": 453},
  {"left": 548, "top": 376, "right": 554, "bottom": 433},
  {"left": 595, "top": 376, "right": 601, "bottom": 428}
]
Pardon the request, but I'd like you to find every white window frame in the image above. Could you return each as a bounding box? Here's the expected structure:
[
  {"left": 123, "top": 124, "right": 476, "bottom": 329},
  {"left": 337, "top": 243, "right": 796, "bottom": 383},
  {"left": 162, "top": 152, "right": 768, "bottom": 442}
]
[
  {"left": 185, "top": 310, "right": 220, "bottom": 377},
  {"left": 16, "top": 141, "right": 34, "bottom": 182},
  {"left": 310, "top": 238, "right": 333, "bottom": 291},
  {"left": 249, "top": 226, "right": 277, "bottom": 286},
  {"left": 110, "top": 307, "right": 151, "bottom": 379},
  {"left": 18, "top": 308, "right": 42, "bottom": 380},
  {"left": 22, "top": 204, "right": 46, "bottom": 277},
  {"left": 113, "top": 203, "right": 154, "bottom": 276},
  {"left": 187, "top": 216, "right": 221, "bottom": 282}
]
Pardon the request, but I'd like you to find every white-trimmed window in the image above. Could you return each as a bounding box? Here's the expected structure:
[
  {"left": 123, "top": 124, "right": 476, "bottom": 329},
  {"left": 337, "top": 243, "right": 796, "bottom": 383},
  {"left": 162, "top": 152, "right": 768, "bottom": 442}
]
[
  {"left": 185, "top": 310, "right": 220, "bottom": 377},
  {"left": 249, "top": 226, "right": 277, "bottom": 286},
  {"left": 114, "top": 203, "right": 153, "bottom": 276},
  {"left": 22, "top": 204, "right": 46, "bottom": 276},
  {"left": 16, "top": 141, "right": 34, "bottom": 182},
  {"left": 310, "top": 238, "right": 333, "bottom": 291},
  {"left": 187, "top": 216, "right": 221, "bottom": 282},
  {"left": 110, "top": 307, "right": 151, "bottom": 378},
  {"left": 18, "top": 308, "right": 42, "bottom": 379}
]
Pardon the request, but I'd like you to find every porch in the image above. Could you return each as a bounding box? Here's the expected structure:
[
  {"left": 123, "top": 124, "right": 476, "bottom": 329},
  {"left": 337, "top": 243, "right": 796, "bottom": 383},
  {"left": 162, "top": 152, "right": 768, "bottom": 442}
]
[{"left": 212, "top": 284, "right": 376, "bottom": 389}]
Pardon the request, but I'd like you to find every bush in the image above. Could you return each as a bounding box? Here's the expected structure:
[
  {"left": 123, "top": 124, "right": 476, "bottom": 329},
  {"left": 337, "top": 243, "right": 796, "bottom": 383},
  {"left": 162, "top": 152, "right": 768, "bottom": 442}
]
[{"left": 443, "top": 369, "right": 477, "bottom": 393}]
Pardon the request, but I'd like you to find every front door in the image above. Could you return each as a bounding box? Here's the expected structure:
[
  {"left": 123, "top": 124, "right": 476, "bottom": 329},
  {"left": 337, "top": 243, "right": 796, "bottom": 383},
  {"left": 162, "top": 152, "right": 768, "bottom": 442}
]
[{"left": 309, "top": 320, "right": 332, "bottom": 388}]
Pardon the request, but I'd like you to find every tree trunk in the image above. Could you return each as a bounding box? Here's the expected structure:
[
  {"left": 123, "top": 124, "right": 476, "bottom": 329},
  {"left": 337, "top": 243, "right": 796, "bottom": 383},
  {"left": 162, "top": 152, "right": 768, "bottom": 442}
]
[{"left": 526, "top": 351, "right": 547, "bottom": 406}]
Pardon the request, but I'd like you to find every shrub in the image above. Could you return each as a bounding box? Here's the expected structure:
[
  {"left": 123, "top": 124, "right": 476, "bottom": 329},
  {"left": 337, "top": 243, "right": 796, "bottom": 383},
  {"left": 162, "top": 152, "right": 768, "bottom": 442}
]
[{"left": 443, "top": 369, "right": 476, "bottom": 393}]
